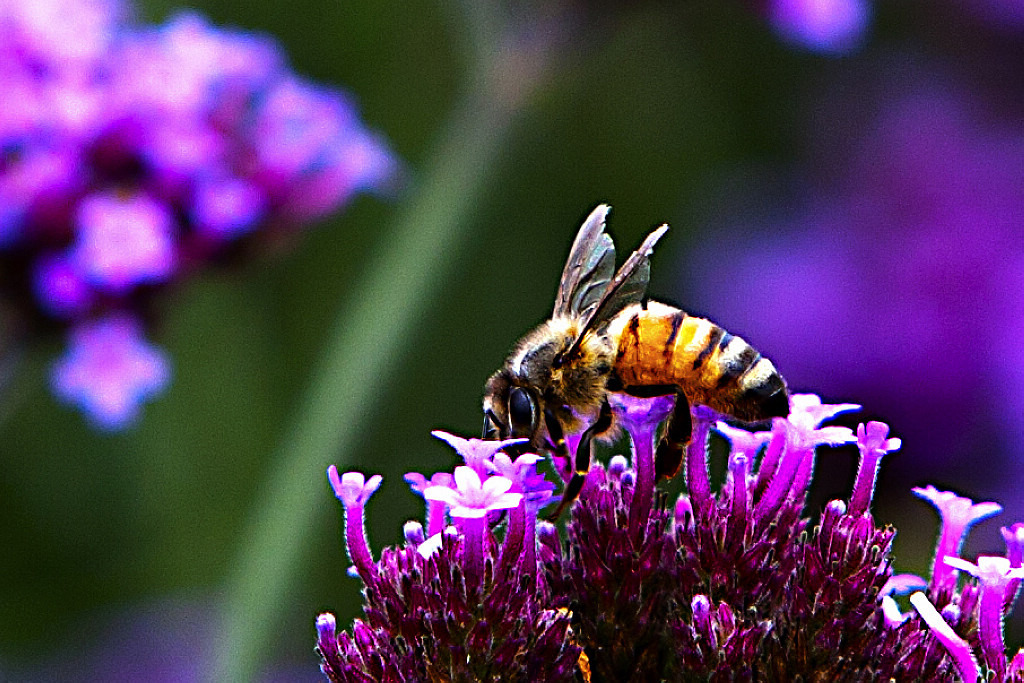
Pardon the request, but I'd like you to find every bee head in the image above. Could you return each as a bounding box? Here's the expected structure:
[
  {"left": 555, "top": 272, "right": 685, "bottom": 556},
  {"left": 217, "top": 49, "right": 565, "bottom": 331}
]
[{"left": 482, "top": 370, "right": 542, "bottom": 444}]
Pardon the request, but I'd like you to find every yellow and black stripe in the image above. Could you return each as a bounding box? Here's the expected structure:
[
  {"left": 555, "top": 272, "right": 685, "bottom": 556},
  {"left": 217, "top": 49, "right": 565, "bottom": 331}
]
[{"left": 608, "top": 301, "right": 788, "bottom": 422}]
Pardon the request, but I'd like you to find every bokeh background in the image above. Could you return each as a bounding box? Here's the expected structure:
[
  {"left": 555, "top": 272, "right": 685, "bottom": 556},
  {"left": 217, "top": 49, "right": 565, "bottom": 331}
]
[{"left": 2, "top": 0, "right": 1023, "bottom": 679}]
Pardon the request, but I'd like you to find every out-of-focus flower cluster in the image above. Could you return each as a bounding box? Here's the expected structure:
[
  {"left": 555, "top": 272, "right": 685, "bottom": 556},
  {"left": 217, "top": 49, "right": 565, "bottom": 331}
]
[
  {"left": 0, "top": 0, "right": 395, "bottom": 429},
  {"left": 757, "top": 0, "right": 1024, "bottom": 53},
  {"left": 317, "top": 393, "right": 1024, "bottom": 680},
  {"left": 686, "top": 73, "right": 1024, "bottom": 492}
]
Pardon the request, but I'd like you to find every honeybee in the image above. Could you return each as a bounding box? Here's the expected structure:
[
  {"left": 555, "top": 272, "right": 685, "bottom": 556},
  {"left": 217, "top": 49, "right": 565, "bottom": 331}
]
[{"left": 482, "top": 204, "right": 789, "bottom": 516}]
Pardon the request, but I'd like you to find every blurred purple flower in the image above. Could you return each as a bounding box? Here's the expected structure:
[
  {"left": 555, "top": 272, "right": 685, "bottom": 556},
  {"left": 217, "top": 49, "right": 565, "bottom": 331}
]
[
  {"left": 756, "top": 0, "right": 1024, "bottom": 52},
  {"left": 71, "top": 192, "right": 176, "bottom": 293},
  {"left": 686, "top": 76, "right": 1024, "bottom": 487},
  {"left": 33, "top": 253, "right": 94, "bottom": 318},
  {"left": 0, "top": 0, "right": 396, "bottom": 429},
  {"left": 317, "top": 392, "right": 1024, "bottom": 680},
  {"left": 50, "top": 313, "right": 170, "bottom": 430},
  {"left": 767, "top": 0, "right": 871, "bottom": 54}
]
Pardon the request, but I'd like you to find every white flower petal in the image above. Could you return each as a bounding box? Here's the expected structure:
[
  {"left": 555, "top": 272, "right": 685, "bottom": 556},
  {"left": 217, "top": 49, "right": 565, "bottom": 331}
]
[
  {"left": 943, "top": 556, "right": 978, "bottom": 576},
  {"left": 423, "top": 486, "right": 459, "bottom": 505},
  {"left": 491, "top": 492, "right": 524, "bottom": 511},
  {"left": 453, "top": 465, "right": 482, "bottom": 493},
  {"left": 481, "top": 474, "right": 513, "bottom": 497},
  {"left": 449, "top": 505, "right": 488, "bottom": 519}
]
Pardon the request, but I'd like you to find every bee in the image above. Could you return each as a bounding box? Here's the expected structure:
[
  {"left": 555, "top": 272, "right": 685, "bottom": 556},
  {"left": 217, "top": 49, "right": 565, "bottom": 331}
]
[{"left": 482, "top": 204, "right": 789, "bottom": 517}]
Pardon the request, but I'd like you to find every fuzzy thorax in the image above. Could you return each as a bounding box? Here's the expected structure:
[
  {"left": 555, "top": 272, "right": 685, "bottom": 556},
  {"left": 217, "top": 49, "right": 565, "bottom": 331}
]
[{"left": 509, "top": 316, "right": 615, "bottom": 427}]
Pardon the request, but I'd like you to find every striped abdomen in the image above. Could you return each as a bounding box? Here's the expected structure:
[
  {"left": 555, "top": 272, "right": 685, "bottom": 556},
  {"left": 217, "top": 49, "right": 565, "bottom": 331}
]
[{"left": 607, "top": 301, "right": 789, "bottom": 421}]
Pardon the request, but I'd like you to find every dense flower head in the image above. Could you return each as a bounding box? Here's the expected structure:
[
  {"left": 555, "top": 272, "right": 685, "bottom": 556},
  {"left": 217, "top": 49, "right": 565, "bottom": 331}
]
[
  {"left": 317, "top": 392, "right": 1024, "bottom": 680},
  {"left": 0, "top": 0, "right": 395, "bottom": 429}
]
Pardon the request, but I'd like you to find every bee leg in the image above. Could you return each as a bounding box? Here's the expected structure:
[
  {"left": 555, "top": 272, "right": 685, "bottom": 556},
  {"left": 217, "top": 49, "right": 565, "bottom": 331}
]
[
  {"left": 544, "top": 408, "right": 571, "bottom": 479},
  {"left": 547, "top": 399, "right": 613, "bottom": 521},
  {"left": 654, "top": 390, "right": 692, "bottom": 479}
]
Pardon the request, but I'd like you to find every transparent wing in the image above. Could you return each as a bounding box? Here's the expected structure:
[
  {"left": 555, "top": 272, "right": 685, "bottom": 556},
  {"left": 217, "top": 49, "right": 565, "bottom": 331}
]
[
  {"left": 552, "top": 204, "right": 616, "bottom": 319},
  {"left": 581, "top": 224, "right": 668, "bottom": 332},
  {"left": 558, "top": 223, "right": 669, "bottom": 363}
]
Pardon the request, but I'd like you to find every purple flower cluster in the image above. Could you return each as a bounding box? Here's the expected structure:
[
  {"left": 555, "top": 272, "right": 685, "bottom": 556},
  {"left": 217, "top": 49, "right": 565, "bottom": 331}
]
[
  {"left": 0, "top": 0, "right": 395, "bottom": 429},
  {"left": 317, "top": 393, "right": 1024, "bottom": 680}
]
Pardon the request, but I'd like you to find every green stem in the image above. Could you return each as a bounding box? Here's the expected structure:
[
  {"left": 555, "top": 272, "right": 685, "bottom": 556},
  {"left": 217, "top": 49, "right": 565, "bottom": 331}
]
[{"left": 208, "top": 18, "right": 560, "bottom": 680}]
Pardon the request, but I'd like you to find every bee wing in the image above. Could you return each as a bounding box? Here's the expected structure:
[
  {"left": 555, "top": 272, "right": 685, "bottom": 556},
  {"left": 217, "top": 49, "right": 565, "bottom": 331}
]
[
  {"left": 559, "top": 224, "right": 668, "bottom": 362},
  {"left": 552, "top": 204, "right": 616, "bottom": 319}
]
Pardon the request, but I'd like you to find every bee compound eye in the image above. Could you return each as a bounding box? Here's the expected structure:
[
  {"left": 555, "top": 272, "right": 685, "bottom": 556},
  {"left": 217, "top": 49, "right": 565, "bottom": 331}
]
[{"left": 508, "top": 387, "right": 536, "bottom": 433}]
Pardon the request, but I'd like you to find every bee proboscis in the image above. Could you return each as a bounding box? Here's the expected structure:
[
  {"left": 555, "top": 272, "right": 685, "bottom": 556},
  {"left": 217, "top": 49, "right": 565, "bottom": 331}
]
[{"left": 482, "top": 204, "right": 789, "bottom": 517}]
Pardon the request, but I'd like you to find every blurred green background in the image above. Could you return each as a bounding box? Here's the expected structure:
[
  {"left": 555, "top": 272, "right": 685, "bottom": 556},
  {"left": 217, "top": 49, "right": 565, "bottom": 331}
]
[{"left": 2, "top": 0, "right": 1023, "bottom": 679}]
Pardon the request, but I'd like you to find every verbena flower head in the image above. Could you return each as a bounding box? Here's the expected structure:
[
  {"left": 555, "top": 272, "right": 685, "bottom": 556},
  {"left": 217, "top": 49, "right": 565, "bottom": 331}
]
[
  {"left": 0, "top": 0, "right": 396, "bottom": 430},
  {"left": 317, "top": 391, "right": 1024, "bottom": 680}
]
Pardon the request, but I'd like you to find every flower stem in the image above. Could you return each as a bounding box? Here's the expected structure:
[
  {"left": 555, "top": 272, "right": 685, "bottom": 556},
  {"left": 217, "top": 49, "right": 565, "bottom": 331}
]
[
  {"left": 628, "top": 423, "right": 656, "bottom": 540},
  {"left": 461, "top": 516, "right": 487, "bottom": 594},
  {"left": 344, "top": 501, "right": 374, "bottom": 581},
  {"left": 685, "top": 409, "right": 714, "bottom": 519},
  {"left": 978, "top": 583, "right": 1008, "bottom": 679}
]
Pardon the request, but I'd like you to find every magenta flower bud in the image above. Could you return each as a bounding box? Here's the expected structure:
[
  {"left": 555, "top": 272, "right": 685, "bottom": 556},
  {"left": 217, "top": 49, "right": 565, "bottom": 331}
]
[
  {"left": 71, "top": 192, "right": 176, "bottom": 293},
  {"left": 607, "top": 454, "right": 630, "bottom": 481},
  {"left": 403, "top": 521, "right": 425, "bottom": 548},
  {"left": 691, "top": 594, "right": 718, "bottom": 651},
  {"left": 1002, "top": 523, "right": 1024, "bottom": 567},
  {"left": 674, "top": 494, "right": 694, "bottom": 532},
  {"left": 316, "top": 613, "right": 340, "bottom": 661}
]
